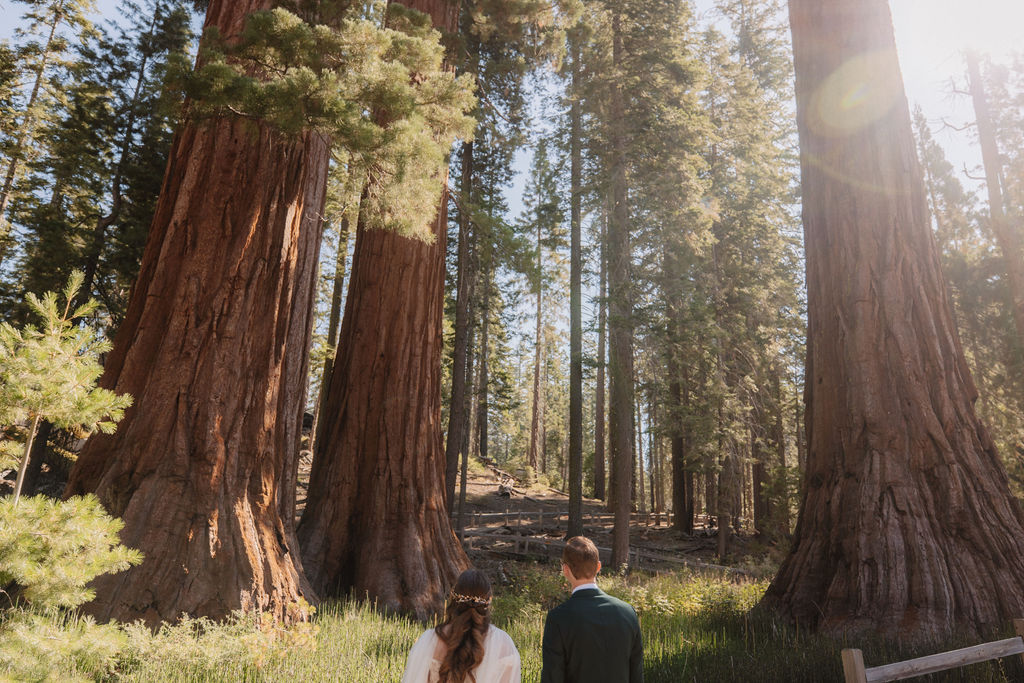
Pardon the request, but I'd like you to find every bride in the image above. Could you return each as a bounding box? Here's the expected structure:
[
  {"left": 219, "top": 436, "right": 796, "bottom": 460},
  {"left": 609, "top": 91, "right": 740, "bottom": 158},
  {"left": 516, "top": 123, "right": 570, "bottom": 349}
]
[{"left": 401, "top": 569, "right": 521, "bottom": 683}]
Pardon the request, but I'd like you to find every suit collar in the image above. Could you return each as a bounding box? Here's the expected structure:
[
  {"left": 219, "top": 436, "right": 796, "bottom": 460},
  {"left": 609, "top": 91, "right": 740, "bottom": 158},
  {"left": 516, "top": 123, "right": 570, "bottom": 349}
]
[{"left": 569, "top": 587, "right": 602, "bottom": 599}]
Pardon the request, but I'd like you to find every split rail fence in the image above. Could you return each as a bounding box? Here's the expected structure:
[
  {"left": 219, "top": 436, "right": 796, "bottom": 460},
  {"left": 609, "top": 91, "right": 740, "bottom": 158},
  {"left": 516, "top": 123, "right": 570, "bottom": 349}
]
[{"left": 841, "top": 620, "right": 1024, "bottom": 683}]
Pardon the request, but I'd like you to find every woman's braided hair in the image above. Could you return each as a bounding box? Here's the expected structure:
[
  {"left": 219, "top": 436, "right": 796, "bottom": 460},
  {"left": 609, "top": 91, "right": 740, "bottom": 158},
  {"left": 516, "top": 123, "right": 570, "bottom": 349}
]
[{"left": 436, "top": 569, "right": 491, "bottom": 683}]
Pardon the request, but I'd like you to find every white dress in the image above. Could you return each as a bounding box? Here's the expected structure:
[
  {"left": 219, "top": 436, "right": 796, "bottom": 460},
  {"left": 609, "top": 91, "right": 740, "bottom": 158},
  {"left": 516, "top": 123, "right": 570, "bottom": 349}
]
[{"left": 400, "top": 625, "right": 521, "bottom": 683}]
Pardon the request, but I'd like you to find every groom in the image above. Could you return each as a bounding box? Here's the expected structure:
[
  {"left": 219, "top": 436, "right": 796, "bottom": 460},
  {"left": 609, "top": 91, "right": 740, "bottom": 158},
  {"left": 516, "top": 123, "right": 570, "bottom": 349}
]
[{"left": 541, "top": 536, "right": 643, "bottom": 682}]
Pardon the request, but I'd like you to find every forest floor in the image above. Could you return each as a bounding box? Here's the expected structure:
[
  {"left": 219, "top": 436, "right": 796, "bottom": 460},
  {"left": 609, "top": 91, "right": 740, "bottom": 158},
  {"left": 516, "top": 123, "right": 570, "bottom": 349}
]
[
  {"left": 293, "top": 455, "right": 779, "bottom": 581},
  {"left": 18, "top": 448, "right": 776, "bottom": 579},
  {"left": 445, "top": 461, "right": 780, "bottom": 580}
]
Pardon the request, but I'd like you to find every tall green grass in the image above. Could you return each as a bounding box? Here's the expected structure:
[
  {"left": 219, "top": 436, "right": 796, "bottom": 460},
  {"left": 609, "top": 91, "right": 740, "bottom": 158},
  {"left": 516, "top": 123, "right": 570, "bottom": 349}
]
[{"left": 36, "top": 561, "right": 1024, "bottom": 682}]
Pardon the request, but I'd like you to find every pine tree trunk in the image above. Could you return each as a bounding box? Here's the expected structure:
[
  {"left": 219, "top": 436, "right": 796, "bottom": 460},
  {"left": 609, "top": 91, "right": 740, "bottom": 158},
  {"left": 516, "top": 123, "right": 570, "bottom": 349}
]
[
  {"left": 19, "top": 419, "right": 51, "bottom": 498},
  {"left": 64, "top": 1, "right": 328, "bottom": 627},
  {"left": 752, "top": 418, "right": 773, "bottom": 538},
  {"left": 567, "top": 29, "right": 584, "bottom": 539},
  {"left": 636, "top": 393, "right": 646, "bottom": 517},
  {"left": 475, "top": 255, "right": 490, "bottom": 463},
  {"left": 647, "top": 394, "right": 657, "bottom": 515},
  {"left": 594, "top": 212, "right": 608, "bottom": 502},
  {"left": 764, "top": 0, "right": 1024, "bottom": 641},
  {"left": 12, "top": 414, "right": 41, "bottom": 506},
  {"left": 296, "top": 0, "right": 465, "bottom": 618},
  {"left": 966, "top": 51, "right": 1024, "bottom": 351},
  {"left": 528, "top": 226, "right": 544, "bottom": 474},
  {"left": 771, "top": 368, "right": 789, "bottom": 535},
  {"left": 444, "top": 140, "right": 474, "bottom": 508},
  {"left": 608, "top": 10, "right": 634, "bottom": 569}
]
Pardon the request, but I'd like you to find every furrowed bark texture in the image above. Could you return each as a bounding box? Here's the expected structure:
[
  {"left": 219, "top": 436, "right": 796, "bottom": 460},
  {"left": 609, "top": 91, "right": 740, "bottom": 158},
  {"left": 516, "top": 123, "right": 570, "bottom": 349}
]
[
  {"left": 296, "top": 209, "right": 467, "bottom": 618},
  {"left": 297, "top": 0, "right": 466, "bottom": 619},
  {"left": 764, "top": 0, "right": 1024, "bottom": 641},
  {"left": 64, "top": 0, "right": 327, "bottom": 627}
]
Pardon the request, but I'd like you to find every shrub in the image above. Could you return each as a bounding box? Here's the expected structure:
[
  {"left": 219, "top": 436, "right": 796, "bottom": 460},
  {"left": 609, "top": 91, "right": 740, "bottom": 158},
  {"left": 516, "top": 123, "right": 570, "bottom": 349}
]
[{"left": 0, "top": 494, "right": 141, "bottom": 610}]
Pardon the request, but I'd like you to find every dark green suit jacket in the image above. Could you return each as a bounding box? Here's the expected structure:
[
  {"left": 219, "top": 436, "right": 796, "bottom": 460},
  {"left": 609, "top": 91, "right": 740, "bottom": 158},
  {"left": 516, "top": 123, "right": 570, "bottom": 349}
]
[{"left": 541, "top": 587, "right": 643, "bottom": 683}]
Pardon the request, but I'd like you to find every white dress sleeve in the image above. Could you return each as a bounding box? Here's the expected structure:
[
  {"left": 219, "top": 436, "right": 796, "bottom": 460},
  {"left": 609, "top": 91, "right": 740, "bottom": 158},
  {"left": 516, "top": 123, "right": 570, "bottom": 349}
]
[
  {"left": 478, "top": 626, "right": 521, "bottom": 683},
  {"left": 401, "top": 629, "right": 439, "bottom": 683}
]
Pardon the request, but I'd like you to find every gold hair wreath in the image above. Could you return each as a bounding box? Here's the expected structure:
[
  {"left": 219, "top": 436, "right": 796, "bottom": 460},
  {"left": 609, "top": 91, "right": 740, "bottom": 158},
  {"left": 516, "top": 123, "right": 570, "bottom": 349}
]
[{"left": 450, "top": 591, "right": 492, "bottom": 606}]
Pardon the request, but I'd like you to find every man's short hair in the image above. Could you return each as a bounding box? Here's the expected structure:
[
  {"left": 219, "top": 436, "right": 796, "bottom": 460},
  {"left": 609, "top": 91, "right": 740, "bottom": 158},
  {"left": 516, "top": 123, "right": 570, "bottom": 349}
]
[{"left": 562, "top": 536, "right": 599, "bottom": 579}]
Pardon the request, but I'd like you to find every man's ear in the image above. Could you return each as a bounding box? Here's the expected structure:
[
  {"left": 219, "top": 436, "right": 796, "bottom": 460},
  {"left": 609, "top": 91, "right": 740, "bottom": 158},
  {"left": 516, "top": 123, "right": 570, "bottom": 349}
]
[
  {"left": 595, "top": 560, "right": 602, "bottom": 576},
  {"left": 562, "top": 562, "right": 576, "bottom": 582}
]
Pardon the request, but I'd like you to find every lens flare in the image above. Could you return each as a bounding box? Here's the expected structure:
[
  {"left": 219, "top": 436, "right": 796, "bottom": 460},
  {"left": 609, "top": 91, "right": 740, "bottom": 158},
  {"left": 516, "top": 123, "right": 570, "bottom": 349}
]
[{"left": 808, "top": 49, "right": 903, "bottom": 138}]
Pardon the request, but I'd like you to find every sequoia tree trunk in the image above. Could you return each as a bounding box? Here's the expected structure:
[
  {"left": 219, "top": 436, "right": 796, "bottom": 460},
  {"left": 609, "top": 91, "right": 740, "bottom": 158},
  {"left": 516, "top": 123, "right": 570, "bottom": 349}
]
[
  {"left": 63, "top": 0, "right": 326, "bottom": 627},
  {"left": 608, "top": 10, "right": 634, "bottom": 570},
  {"left": 296, "top": 0, "right": 466, "bottom": 619},
  {"left": 763, "top": 0, "right": 1024, "bottom": 641}
]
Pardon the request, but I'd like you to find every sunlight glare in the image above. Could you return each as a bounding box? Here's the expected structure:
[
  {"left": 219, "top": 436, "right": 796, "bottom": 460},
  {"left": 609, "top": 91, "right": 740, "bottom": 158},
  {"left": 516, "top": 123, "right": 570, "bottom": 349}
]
[
  {"left": 893, "top": 0, "right": 1024, "bottom": 63},
  {"left": 809, "top": 50, "right": 902, "bottom": 137}
]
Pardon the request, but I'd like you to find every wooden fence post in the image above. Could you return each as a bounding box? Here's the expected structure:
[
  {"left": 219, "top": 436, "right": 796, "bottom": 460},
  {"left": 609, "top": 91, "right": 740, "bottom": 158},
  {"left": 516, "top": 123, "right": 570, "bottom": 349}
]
[{"left": 841, "top": 649, "right": 867, "bottom": 683}]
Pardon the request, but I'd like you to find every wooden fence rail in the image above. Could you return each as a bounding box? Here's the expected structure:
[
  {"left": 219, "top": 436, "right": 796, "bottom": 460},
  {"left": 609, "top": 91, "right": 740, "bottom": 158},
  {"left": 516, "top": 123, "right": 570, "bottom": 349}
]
[{"left": 841, "top": 620, "right": 1024, "bottom": 683}]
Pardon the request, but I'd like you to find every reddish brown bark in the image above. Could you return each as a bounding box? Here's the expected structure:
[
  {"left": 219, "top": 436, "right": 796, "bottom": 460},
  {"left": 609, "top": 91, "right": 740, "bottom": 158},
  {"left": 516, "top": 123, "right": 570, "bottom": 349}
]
[
  {"left": 296, "top": 0, "right": 466, "bottom": 619},
  {"left": 764, "top": 0, "right": 1024, "bottom": 641},
  {"left": 296, "top": 203, "right": 466, "bottom": 618},
  {"left": 63, "top": 0, "right": 327, "bottom": 628}
]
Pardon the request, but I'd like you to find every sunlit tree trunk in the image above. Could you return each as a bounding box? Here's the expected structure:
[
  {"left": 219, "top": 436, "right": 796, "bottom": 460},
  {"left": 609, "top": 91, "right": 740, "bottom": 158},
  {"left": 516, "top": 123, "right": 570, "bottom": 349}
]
[
  {"left": 764, "top": 0, "right": 1024, "bottom": 641},
  {"left": 64, "top": 0, "right": 326, "bottom": 626},
  {"left": 296, "top": 0, "right": 467, "bottom": 620}
]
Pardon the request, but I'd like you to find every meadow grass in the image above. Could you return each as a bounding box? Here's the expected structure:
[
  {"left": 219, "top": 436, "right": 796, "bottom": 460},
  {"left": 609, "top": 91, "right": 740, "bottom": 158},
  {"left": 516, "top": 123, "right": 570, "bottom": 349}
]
[{"left": 39, "top": 559, "right": 1024, "bottom": 682}]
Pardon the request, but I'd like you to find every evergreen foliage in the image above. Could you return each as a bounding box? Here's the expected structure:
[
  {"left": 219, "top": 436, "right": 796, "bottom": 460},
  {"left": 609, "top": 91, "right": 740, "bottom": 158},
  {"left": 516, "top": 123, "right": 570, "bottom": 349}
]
[
  {"left": 0, "top": 272, "right": 140, "bottom": 680},
  {"left": 175, "top": 2, "right": 475, "bottom": 240},
  {"left": 0, "top": 271, "right": 132, "bottom": 503},
  {"left": 0, "top": 494, "right": 141, "bottom": 610},
  {"left": 0, "top": 493, "right": 141, "bottom": 681},
  {"left": 0, "top": 0, "right": 98, "bottom": 263},
  {"left": 3, "top": 0, "right": 194, "bottom": 326}
]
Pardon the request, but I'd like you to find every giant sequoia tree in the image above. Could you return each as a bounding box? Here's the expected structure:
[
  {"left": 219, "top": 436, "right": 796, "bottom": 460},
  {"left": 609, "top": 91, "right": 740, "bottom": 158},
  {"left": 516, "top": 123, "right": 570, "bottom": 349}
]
[
  {"left": 763, "top": 0, "right": 1024, "bottom": 641},
  {"left": 297, "top": 0, "right": 469, "bottom": 619},
  {"left": 64, "top": 0, "right": 327, "bottom": 625}
]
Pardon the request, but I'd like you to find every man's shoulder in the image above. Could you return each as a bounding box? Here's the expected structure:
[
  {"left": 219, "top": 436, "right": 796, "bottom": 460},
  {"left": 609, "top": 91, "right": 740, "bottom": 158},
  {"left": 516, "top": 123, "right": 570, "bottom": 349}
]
[
  {"left": 546, "top": 597, "right": 574, "bottom": 620},
  {"left": 599, "top": 592, "right": 638, "bottom": 613}
]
